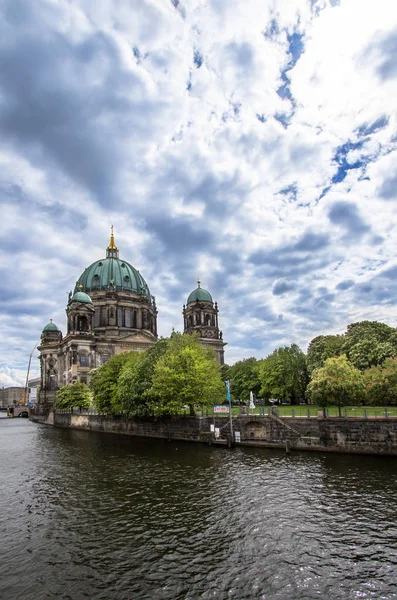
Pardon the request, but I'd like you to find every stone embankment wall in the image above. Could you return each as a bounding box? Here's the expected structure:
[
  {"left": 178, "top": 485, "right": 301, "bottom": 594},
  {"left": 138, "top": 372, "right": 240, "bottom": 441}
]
[{"left": 29, "top": 409, "right": 397, "bottom": 456}]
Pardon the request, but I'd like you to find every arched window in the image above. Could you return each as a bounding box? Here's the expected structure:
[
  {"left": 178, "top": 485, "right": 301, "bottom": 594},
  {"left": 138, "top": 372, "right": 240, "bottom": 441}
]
[
  {"left": 117, "top": 307, "right": 123, "bottom": 326},
  {"left": 94, "top": 310, "right": 100, "bottom": 327},
  {"left": 79, "top": 316, "right": 88, "bottom": 331},
  {"left": 80, "top": 355, "right": 89, "bottom": 367},
  {"left": 206, "top": 314, "right": 211, "bottom": 326},
  {"left": 101, "top": 353, "right": 110, "bottom": 364},
  {"left": 125, "top": 309, "right": 131, "bottom": 328},
  {"left": 101, "top": 307, "right": 107, "bottom": 326}
]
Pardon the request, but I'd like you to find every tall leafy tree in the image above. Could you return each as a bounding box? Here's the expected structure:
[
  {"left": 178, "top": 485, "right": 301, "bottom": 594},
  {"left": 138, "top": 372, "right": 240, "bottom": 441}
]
[
  {"left": 306, "top": 355, "right": 365, "bottom": 415},
  {"left": 56, "top": 382, "right": 92, "bottom": 409},
  {"left": 90, "top": 352, "right": 135, "bottom": 414},
  {"left": 259, "top": 344, "right": 308, "bottom": 404},
  {"left": 306, "top": 335, "right": 344, "bottom": 375},
  {"left": 363, "top": 358, "right": 397, "bottom": 406},
  {"left": 117, "top": 338, "right": 170, "bottom": 416},
  {"left": 149, "top": 333, "right": 225, "bottom": 415},
  {"left": 342, "top": 321, "right": 397, "bottom": 370},
  {"left": 228, "top": 357, "right": 261, "bottom": 402}
]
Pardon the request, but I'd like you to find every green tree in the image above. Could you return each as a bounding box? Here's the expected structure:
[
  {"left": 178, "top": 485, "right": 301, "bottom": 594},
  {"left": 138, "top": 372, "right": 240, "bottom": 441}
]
[
  {"left": 148, "top": 333, "right": 225, "bottom": 415},
  {"left": 306, "top": 355, "right": 365, "bottom": 415},
  {"left": 90, "top": 352, "right": 135, "bottom": 414},
  {"left": 116, "top": 338, "right": 170, "bottom": 416},
  {"left": 56, "top": 382, "right": 92, "bottom": 410},
  {"left": 363, "top": 358, "right": 397, "bottom": 406},
  {"left": 228, "top": 357, "right": 261, "bottom": 403},
  {"left": 259, "top": 344, "right": 308, "bottom": 404},
  {"left": 306, "top": 334, "right": 344, "bottom": 375},
  {"left": 342, "top": 321, "right": 397, "bottom": 370}
]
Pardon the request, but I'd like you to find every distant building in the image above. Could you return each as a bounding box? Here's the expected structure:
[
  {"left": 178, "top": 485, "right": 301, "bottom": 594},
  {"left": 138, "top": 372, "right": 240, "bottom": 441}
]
[
  {"left": 0, "top": 387, "right": 25, "bottom": 407},
  {"left": 38, "top": 229, "right": 226, "bottom": 405}
]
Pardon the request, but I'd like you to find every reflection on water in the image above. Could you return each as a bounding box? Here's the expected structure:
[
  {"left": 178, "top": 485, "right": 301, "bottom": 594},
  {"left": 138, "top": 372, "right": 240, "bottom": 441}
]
[{"left": 1, "top": 418, "right": 396, "bottom": 599}]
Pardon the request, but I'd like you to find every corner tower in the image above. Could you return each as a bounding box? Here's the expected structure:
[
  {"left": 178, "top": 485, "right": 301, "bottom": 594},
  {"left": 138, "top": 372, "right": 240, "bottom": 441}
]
[{"left": 183, "top": 280, "right": 226, "bottom": 365}]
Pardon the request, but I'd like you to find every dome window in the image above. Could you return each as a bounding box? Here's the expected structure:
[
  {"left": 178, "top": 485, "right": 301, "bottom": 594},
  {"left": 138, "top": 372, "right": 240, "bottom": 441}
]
[
  {"left": 98, "top": 262, "right": 103, "bottom": 267},
  {"left": 93, "top": 274, "right": 99, "bottom": 280},
  {"left": 124, "top": 275, "right": 130, "bottom": 282},
  {"left": 121, "top": 263, "right": 126, "bottom": 268}
]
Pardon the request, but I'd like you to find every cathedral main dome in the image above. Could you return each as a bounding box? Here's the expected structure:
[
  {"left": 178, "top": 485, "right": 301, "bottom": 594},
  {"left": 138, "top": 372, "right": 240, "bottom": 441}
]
[{"left": 74, "top": 229, "right": 151, "bottom": 299}]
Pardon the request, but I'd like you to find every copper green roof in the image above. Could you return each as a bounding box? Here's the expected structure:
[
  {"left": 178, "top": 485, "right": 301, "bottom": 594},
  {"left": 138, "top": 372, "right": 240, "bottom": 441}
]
[
  {"left": 75, "top": 257, "right": 150, "bottom": 297},
  {"left": 71, "top": 291, "right": 93, "bottom": 304},
  {"left": 187, "top": 282, "right": 213, "bottom": 304},
  {"left": 75, "top": 232, "right": 152, "bottom": 299},
  {"left": 42, "top": 320, "right": 59, "bottom": 332}
]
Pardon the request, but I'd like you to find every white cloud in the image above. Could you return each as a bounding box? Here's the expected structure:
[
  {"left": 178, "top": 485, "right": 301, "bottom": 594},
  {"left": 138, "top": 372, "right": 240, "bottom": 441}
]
[{"left": 1, "top": 0, "right": 397, "bottom": 372}]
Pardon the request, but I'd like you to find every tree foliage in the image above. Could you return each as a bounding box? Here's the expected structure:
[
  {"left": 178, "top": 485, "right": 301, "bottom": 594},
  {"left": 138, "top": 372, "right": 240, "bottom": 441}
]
[
  {"left": 227, "top": 357, "right": 261, "bottom": 402},
  {"left": 306, "top": 335, "right": 344, "bottom": 375},
  {"left": 363, "top": 358, "right": 397, "bottom": 406},
  {"left": 148, "top": 333, "right": 225, "bottom": 415},
  {"left": 306, "top": 355, "right": 365, "bottom": 414},
  {"left": 342, "top": 321, "right": 397, "bottom": 371},
  {"left": 90, "top": 352, "right": 136, "bottom": 414},
  {"left": 56, "top": 382, "right": 92, "bottom": 409},
  {"left": 259, "top": 344, "right": 308, "bottom": 404},
  {"left": 117, "top": 338, "right": 170, "bottom": 416}
]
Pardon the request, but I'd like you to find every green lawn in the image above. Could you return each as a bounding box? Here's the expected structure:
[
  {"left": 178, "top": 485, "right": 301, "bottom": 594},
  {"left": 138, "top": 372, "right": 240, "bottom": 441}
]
[{"left": 202, "top": 405, "right": 397, "bottom": 418}]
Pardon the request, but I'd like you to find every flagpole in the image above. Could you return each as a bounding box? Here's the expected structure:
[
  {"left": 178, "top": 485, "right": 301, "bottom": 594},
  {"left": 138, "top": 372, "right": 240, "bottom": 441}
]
[{"left": 225, "top": 380, "right": 233, "bottom": 443}]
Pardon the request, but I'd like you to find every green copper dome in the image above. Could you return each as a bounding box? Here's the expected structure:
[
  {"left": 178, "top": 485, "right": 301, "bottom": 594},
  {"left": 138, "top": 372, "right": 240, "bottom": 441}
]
[
  {"left": 187, "top": 281, "right": 213, "bottom": 304},
  {"left": 71, "top": 291, "right": 93, "bottom": 304},
  {"left": 42, "top": 319, "right": 59, "bottom": 332},
  {"left": 74, "top": 232, "right": 151, "bottom": 298}
]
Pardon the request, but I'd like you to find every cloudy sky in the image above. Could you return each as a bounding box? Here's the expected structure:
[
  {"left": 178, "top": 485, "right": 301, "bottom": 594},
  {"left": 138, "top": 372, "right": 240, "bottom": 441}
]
[{"left": 1, "top": 0, "right": 397, "bottom": 386}]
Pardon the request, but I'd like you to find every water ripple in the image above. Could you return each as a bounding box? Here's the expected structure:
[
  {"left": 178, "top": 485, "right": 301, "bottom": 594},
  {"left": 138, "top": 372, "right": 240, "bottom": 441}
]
[{"left": 1, "top": 420, "right": 397, "bottom": 599}]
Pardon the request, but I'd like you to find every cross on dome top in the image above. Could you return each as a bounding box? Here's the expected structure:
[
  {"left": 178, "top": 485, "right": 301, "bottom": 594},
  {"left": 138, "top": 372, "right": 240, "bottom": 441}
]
[{"left": 106, "top": 225, "right": 119, "bottom": 258}]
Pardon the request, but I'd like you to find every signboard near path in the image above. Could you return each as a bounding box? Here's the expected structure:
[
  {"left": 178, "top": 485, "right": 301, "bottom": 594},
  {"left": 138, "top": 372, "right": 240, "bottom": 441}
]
[{"left": 214, "top": 405, "right": 230, "bottom": 414}]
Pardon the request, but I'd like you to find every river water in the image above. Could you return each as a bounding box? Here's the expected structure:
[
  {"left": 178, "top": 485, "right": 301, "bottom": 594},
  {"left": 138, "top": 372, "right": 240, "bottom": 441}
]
[{"left": 0, "top": 417, "right": 396, "bottom": 600}]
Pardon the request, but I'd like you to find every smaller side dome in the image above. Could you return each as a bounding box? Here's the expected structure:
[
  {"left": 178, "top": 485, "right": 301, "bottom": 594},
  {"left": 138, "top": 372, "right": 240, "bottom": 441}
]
[
  {"left": 187, "top": 280, "right": 213, "bottom": 304},
  {"left": 71, "top": 291, "right": 93, "bottom": 304},
  {"left": 42, "top": 319, "right": 59, "bottom": 332}
]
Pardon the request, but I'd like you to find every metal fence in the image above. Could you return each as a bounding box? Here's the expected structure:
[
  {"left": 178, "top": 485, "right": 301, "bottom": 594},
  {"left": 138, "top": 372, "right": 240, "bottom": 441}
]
[{"left": 52, "top": 405, "right": 397, "bottom": 419}]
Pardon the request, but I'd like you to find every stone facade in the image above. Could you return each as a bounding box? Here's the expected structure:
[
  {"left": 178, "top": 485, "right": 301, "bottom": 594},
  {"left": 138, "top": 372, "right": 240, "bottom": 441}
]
[{"left": 0, "top": 387, "right": 25, "bottom": 407}]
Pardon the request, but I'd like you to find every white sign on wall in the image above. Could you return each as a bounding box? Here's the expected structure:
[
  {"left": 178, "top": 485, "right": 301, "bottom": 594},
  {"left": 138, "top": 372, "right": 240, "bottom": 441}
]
[{"left": 214, "top": 405, "right": 229, "bottom": 414}]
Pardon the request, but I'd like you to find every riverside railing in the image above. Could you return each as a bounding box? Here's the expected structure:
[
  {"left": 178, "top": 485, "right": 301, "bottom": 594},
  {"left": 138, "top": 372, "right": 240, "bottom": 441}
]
[{"left": 53, "top": 406, "right": 397, "bottom": 418}]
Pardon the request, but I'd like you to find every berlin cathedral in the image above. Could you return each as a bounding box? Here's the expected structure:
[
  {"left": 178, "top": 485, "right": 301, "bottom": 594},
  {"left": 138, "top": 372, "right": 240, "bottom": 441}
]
[{"left": 38, "top": 229, "right": 226, "bottom": 402}]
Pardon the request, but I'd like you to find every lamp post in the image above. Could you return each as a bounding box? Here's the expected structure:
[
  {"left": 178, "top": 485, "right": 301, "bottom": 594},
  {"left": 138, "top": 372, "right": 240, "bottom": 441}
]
[{"left": 23, "top": 343, "right": 38, "bottom": 405}]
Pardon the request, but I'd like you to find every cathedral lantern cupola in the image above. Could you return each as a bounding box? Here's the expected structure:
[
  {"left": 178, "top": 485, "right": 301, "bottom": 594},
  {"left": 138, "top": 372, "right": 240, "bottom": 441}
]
[
  {"left": 183, "top": 280, "right": 226, "bottom": 365},
  {"left": 106, "top": 225, "right": 119, "bottom": 259},
  {"left": 41, "top": 319, "right": 62, "bottom": 343},
  {"left": 66, "top": 287, "right": 95, "bottom": 334}
]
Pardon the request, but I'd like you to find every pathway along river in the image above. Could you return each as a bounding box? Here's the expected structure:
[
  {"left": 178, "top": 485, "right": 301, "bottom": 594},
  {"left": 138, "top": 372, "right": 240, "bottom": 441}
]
[{"left": 1, "top": 417, "right": 396, "bottom": 600}]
